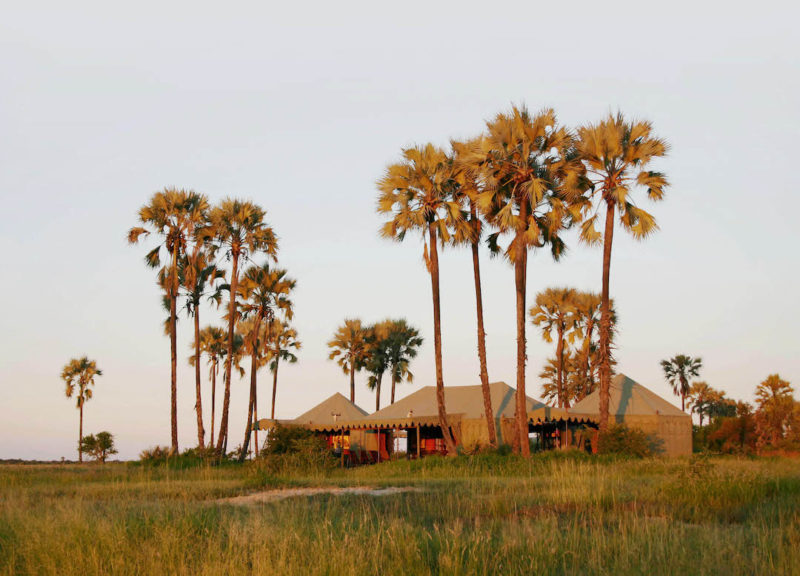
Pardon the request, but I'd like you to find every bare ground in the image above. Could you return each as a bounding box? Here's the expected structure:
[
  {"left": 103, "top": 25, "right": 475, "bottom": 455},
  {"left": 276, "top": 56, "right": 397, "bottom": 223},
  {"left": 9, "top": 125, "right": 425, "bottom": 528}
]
[{"left": 218, "top": 486, "right": 420, "bottom": 505}]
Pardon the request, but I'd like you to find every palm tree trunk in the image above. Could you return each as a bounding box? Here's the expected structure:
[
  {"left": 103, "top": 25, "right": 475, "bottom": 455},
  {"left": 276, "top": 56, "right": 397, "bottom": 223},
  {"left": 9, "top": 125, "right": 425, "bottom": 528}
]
[
  {"left": 428, "top": 226, "right": 457, "bottom": 455},
  {"left": 598, "top": 200, "right": 616, "bottom": 432},
  {"left": 217, "top": 251, "right": 240, "bottom": 455},
  {"left": 253, "top": 369, "right": 259, "bottom": 457},
  {"left": 239, "top": 313, "right": 262, "bottom": 462},
  {"left": 193, "top": 301, "right": 205, "bottom": 449},
  {"left": 349, "top": 363, "right": 355, "bottom": 404},
  {"left": 514, "top": 225, "right": 530, "bottom": 458},
  {"left": 169, "top": 245, "right": 179, "bottom": 455},
  {"left": 375, "top": 372, "right": 383, "bottom": 412},
  {"left": 556, "top": 324, "right": 565, "bottom": 408},
  {"left": 271, "top": 355, "right": 280, "bottom": 420},
  {"left": 582, "top": 319, "right": 595, "bottom": 395},
  {"left": 78, "top": 401, "right": 83, "bottom": 463},
  {"left": 391, "top": 371, "right": 397, "bottom": 405},
  {"left": 210, "top": 359, "right": 217, "bottom": 448},
  {"left": 470, "top": 203, "right": 497, "bottom": 447}
]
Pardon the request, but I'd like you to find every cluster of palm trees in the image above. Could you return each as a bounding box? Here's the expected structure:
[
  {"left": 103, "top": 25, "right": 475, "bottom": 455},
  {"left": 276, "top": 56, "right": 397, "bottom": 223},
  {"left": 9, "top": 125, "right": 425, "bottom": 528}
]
[
  {"left": 377, "top": 106, "right": 668, "bottom": 456},
  {"left": 327, "top": 319, "right": 422, "bottom": 411},
  {"left": 129, "top": 190, "right": 300, "bottom": 459},
  {"left": 531, "top": 288, "right": 616, "bottom": 408}
]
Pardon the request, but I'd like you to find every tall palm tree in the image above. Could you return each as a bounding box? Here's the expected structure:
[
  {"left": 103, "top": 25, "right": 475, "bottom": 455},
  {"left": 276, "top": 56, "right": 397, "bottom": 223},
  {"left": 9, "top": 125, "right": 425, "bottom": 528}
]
[
  {"left": 266, "top": 318, "right": 301, "bottom": 420},
  {"left": 128, "top": 188, "right": 209, "bottom": 454},
  {"left": 377, "top": 143, "right": 470, "bottom": 455},
  {"left": 451, "top": 138, "right": 497, "bottom": 447},
  {"left": 179, "top": 246, "right": 224, "bottom": 450},
  {"left": 530, "top": 287, "right": 579, "bottom": 408},
  {"left": 204, "top": 199, "right": 278, "bottom": 455},
  {"left": 61, "top": 357, "right": 102, "bottom": 463},
  {"left": 660, "top": 354, "right": 703, "bottom": 411},
  {"left": 191, "top": 326, "right": 226, "bottom": 448},
  {"left": 384, "top": 319, "right": 423, "bottom": 405},
  {"left": 327, "top": 319, "right": 370, "bottom": 403},
  {"left": 461, "top": 107, "right": 587, "bottom": 456},
  {"left": 365, "top": 322, "right": 392, "bottom": 412},
  {"left": 577, "top": 114, "right": 668, "bottom": 431},
  {"left": 237, "top": 263, "right": 294, "bottom": 461}
]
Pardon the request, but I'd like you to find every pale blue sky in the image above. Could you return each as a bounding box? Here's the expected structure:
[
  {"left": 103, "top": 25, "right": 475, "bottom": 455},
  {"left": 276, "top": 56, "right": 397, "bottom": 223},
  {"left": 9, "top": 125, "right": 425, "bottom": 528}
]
[{"left": 1, "top": 1, "right": 798, "bottom": 459}]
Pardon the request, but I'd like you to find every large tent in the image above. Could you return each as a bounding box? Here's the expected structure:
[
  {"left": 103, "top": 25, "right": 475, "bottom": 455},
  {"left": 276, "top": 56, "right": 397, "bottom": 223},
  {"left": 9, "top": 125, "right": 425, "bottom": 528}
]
[
  {"left": 341, "top": 381, "right": 579, "bottom": 452},
  {"left": 569, "top": 373, "right": 692, "bottom": 456}
]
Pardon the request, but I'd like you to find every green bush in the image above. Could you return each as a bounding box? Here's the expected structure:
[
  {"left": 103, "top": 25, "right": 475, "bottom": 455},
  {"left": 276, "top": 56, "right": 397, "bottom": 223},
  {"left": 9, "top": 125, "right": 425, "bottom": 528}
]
[
  {"left": 137, "top": 446, "right": 222, "bottom": 468},
  {"left": 255, "top": 425, "right": 336, "bottom": 475},
  {"left": 597, "top": 424, "right": 661, "bottom": 457}
]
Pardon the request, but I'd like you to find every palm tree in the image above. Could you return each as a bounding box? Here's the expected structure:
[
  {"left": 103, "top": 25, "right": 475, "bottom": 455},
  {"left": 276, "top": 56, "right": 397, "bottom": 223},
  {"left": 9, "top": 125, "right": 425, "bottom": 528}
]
[
  {"left": 530, "top": 287, "right": 579, "bottom": 408},
  {"left": 572, "top": 292, "right": 602, "bottom": 393},
  {"left": 384, "top": 319, "right": 423, "bottom": 405},
  {"left": 365, "top": 322, "right": 392, "bottom": 412},
  {"left": 451, "top": 138, "right": 497, "bottom": 447},
  {"left": 686, "top": 381, "right": 715, "bottom": 426},
  {"left": 377, "top": 143, "right": 470, "bottom": 455},
  {"left": 577, "top": 114, "right": 668, "bottom": 431},
  {"left": 61, "top": 357, "right": 102, "bottom": 463},
  {"left": 327, "top": 319, "right": 370, "bottom": 403},
  {"left": 204, "top": 199, "right": 278, "bottom": 455},
  {"left": 191, "top": 326, "right": 227, "bottom": 447},
  {"left": 179, "top": 246, "right": 224, "bottom": 450},
  {"left": 266, "top": 318, "right": 301, "bottom": 420},
  {"left": 237, "top": 263, "right": 294, "bottom": 461},
  {"left": 128, "top": 188, "right": 209, "bottom": 454},
  {"left": 539, "top": 352, "right": 579, "bottom": 407},
  {"left": 461, "top": 107, "right": 587, "bottom": 456},
  {"left": 660, "top": 354, "right": 703, "bottom": 411}
]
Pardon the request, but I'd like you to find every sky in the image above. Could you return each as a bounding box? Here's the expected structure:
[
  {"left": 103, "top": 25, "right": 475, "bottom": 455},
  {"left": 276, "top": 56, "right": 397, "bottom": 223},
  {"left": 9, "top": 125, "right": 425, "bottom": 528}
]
[{"left": 1, "top": 1, "right": 798, "bottom": 460}]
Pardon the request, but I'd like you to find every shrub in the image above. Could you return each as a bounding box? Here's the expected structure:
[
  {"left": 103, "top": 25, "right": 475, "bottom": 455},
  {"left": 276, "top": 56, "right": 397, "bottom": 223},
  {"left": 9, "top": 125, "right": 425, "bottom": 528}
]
[
  {"left": 137, "top": 446, "right": 221, "bottom": 468},
  {"left": 80, "top": 432, "right": 118, "bottom": 463},
  {"left": 255, "top": 425, "right": 336, "bottom": 475},
  {"left": 597, "top": 424, "right": 661, "bottom": 457},
  {"left": 260, "top": 424, "right": 319, "bottom": 455}
]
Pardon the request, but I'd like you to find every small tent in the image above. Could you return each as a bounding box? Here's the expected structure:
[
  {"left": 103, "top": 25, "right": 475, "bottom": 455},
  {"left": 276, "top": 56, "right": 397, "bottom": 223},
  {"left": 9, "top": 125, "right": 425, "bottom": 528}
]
[{"left": 569, "top": 373, "right": 692, "bottom": 456}]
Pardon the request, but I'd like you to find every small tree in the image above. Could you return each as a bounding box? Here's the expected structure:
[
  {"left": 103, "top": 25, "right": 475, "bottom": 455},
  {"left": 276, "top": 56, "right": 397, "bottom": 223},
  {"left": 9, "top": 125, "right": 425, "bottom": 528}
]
[{"left": 80, "top": 432, "right": 118, "bottom": 463}]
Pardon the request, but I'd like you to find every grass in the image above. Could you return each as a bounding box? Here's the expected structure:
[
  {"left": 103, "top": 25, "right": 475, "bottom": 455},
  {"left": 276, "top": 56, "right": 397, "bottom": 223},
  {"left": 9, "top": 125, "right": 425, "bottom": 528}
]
[{"left": 1, "top": 454, "right": 798, "bottom": 575}]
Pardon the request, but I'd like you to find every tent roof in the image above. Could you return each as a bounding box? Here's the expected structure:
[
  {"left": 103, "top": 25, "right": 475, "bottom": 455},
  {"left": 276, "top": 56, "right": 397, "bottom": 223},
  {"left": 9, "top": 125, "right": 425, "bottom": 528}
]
[
  {"left": 569, "top": 374, "right": 686, "bottom": 417},
  {"left": 291, "top": 392, "right": 369, "bottom": 426},
  {"left": 364, "top": 381, "right": 546, "bottom": 422}
]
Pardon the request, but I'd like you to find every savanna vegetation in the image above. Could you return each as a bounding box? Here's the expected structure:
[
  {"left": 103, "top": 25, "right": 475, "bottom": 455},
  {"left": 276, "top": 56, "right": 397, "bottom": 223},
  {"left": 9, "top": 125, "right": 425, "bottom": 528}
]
[{"left": 1, "top": 454, "right": 799, "bottom": 575}]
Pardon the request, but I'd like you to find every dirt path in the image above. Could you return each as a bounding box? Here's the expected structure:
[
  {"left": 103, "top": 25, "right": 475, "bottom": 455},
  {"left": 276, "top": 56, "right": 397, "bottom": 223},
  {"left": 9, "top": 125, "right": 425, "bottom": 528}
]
[{"left": 218, "top": 486, "right": 420, "bottom": 505}]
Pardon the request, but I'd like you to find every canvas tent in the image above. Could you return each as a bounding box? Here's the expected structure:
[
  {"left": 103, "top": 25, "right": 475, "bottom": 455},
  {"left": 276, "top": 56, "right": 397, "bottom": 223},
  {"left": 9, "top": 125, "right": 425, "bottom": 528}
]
[
  {"left": 256, "top": 393, "right": 375, "bottom": 457},
  {"left": 568, "top": 373, "right": 692, "bottom": 456},
  {"left": 335, "top": 381, "right": 588, "bottom": 453}
]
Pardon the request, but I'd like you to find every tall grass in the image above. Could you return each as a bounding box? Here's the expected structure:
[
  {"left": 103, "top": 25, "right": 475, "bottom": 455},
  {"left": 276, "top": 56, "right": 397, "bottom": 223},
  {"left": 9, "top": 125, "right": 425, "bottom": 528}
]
[{"left": 1, "top": 456, "right": 798, "bottom": 575}]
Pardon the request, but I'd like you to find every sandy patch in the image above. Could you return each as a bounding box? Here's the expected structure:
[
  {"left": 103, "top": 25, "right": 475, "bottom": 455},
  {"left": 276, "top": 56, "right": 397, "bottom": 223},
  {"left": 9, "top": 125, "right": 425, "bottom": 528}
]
[{"left": 219, "top": 486, "right": 420, "bottom": 505}]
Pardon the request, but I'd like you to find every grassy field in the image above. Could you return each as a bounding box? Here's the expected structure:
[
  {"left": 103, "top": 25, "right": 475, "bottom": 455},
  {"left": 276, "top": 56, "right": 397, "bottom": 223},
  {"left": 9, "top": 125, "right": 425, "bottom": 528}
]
[{"left": 1, "top": 453, "right": 798, "bottom": 575}]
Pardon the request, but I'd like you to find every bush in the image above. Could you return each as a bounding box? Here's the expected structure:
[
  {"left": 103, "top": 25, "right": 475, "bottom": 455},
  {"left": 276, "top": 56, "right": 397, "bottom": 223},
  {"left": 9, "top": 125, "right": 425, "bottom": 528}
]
[
  {"left": 255, "top": 424, "right": 336, "bottom": 475},
  {"left": 138, "top": 445, "right": 222, "bottom": 468},
  {"left": 80, "top": 432, "right": 118, "bottom": 463},
  {"left": 597, "top": 424, "right": 661, "bottom": 457},
  {"left": 260, "top": 424, "right": 319, "bottom": 455}
]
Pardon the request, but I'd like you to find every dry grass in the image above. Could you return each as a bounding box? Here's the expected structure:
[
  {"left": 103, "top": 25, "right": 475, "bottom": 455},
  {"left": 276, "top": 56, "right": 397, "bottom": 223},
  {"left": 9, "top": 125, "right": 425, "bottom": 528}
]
[{"left": 1, "top": 454, "right": 798, "bottom": 575}]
